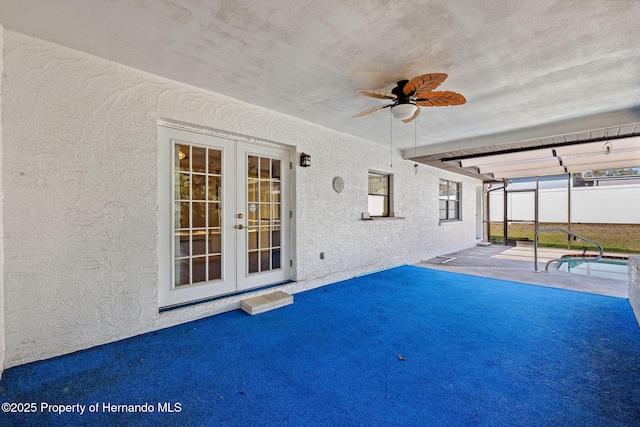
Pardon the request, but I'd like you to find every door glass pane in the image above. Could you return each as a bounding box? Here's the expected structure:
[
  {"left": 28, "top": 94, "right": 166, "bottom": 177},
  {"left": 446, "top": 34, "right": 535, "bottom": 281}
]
[
  {"left": 208, "top": 149, "right": 222, "bottom": 175},
  {"left": 176, "top": 232, "right": 189, "bottom": 257},
  {"left": 260, "top": 158, "right": 270, "bottom": 179},
  {"left": 208, "top": 176, "right": 221, "bottom": 201},
  {"left": 192, "top": 202, "right": 206, "bottom": 228},
  {"left": 248, "top": 229, "right": 258, "bottom": 250},
  {"left": 208, "top": 203, "right": 221, "bottom": 228},
  {"left": 260, "top": 204, "right": 271, "bottom": 223},
  {"left": 192, "top": 175, "right": 206, "bottom": 200},
  {"left": 248, "top": 252, "right": 259, "bottom": 274},
  {"left": 192, "top": 231, "right": 207, "bottom": 256},
  {"left": 192, "top": 257, "right": 206, "bottom": 283},
  {"left": 192, "top": 147, "right": 207, "bottom": 173},
  {"left": 175, "top": 259, "right": 190, "bottom": 286},
  {"left": 260, "top": 181, "right": 271, "bottom": 202},
  {"left": 178, "top": 202, "right": 189, "bottom": 229},
  {"left": 247, "top": 205, "right": 258, "bottom": 227},
  {"left": 271, "top": 160, "right": 281, "bottom": 180},
  {"left": 246, "top": 154, "right": 283, "bottom": 275},
  {"left": 208, "top": 230, "right": 221, "bottom": 254},
  {"left": 260, "top": 250, "right": 270, "bottom": 271},
  {"left": 177, "top": 173, "right": 190, "bottom": 200},
  {"left": 248, "top": 156, "right": 259, "bottom": 178},
  {"left": 260, "top": 227, "right": 270, "bottom": 249},
  {"left": 272, "top": 229, "right": 281, "bottom": 247},
  {"left": 248, "top": 180, "right": 258, "bottom": 202},
  {"left": 272, "top": 181, "right": 281, "bottom": 202},
  {"left": 177, "top": 145, "right": 190, "bottom": 171},
  {"left": 173, "top": 142, "right": 224, "bottom": 287},
  {"left": 208, "top": 255, "right": 222, "bottom": 281}
]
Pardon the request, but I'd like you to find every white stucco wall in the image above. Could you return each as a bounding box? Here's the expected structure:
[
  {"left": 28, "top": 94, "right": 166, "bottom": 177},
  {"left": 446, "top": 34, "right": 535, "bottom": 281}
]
[
  {"left": 2, "top": 31, "right": 479, "bottom": 368},
  {"left": 0, "top": 25, "right": 6, "bottom": 377}
]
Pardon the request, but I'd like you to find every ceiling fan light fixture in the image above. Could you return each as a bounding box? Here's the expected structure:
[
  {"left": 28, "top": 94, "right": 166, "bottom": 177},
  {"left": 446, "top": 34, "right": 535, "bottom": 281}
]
[
  {"left": 354, "top": 74, "right": 464, "bottom": 123},
  {"left": 391, "top": 103, "right": 418, "bottom": 120}
]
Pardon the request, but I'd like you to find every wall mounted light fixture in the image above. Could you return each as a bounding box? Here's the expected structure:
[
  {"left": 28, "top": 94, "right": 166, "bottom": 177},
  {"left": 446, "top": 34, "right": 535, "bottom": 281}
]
[{"left": 300, "top": 152, "right": 311, "bottom": 167}]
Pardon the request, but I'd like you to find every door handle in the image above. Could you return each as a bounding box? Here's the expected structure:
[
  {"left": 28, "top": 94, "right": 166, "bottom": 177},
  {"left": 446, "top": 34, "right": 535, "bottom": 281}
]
[{"left": 237, "top": 224, "right": 244, "bottom": 229}]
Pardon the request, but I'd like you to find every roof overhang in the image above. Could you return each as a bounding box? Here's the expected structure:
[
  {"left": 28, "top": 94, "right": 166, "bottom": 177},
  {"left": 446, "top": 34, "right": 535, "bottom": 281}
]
[{"left": 406, "top": 123, "right": 640, "bottom": 182}]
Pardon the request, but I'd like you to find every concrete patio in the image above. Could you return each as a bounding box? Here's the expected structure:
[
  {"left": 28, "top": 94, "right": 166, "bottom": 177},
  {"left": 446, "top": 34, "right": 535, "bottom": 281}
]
[{"left": 417, "top": 244, "right": 630, "bottom": 299}]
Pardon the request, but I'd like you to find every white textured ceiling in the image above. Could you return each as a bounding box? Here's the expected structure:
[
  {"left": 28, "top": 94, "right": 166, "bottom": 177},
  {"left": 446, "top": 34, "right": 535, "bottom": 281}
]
[{"left": 1, "top": 0, "right": 639, "bottom": 155}]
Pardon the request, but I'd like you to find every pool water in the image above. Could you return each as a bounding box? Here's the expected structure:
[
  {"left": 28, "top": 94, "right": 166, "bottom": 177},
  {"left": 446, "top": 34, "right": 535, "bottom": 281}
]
[{"left": 555, "top": 258, "right": 629, "bottom": 281}]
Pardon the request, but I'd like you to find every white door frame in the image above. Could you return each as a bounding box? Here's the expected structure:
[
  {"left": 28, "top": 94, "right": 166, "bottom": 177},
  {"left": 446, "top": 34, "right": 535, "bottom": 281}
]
[
  {"left": 158, "top": 126, "right": 291, "bottom": 308},
  {"left": 236, "top": 141, "right": 291, "bottom": 291}
]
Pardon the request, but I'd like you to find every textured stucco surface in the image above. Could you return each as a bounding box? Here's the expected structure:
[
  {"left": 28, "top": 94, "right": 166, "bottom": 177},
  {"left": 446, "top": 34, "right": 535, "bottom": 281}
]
[
  {"left": 2, "top": 31, "right": 479, "bottom": 368},
  {"left": 630, "top": 257, "right": 640, "bottom": 327},
  {"left": 0, "top": 25, "right": 5, "bottom": 376},
  {"left": 1, "top": 1, "right": 639, "bottom": 154}
]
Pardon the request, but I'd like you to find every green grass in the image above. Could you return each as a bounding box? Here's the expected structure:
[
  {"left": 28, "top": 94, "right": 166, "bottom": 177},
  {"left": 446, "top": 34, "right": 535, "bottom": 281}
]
[{"left": 489, "top": 222, "right": 640, "bottom": 254}]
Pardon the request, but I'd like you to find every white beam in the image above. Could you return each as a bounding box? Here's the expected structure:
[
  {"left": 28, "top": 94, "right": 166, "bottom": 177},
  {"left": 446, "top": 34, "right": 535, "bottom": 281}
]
[{"left": 460, "top": 148, "right": 554, "bottom": 167}]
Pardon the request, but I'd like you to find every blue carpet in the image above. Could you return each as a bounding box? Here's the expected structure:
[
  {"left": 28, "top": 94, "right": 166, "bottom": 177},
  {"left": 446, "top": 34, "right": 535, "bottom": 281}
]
[{"left": 1, "top": 266, "right": 639, "bottom": 426}]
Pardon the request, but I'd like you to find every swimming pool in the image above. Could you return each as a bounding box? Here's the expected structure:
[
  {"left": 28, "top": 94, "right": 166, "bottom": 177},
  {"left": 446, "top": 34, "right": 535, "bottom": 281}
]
[{"left": 555, "top": 258, "right": 629, "bottom": 281}]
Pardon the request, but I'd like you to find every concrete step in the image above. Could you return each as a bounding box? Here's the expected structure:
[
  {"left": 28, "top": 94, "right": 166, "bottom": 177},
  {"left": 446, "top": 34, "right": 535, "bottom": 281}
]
[{"left": 240, "top": 291, "right": 293, "bottom": 315}]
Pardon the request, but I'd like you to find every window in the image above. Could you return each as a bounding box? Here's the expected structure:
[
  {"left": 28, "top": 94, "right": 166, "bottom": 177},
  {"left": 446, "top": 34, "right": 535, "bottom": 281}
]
[
  {"left": 368, "top": 172, "right": 391, "bottom": 217},
  {"left": 439, "top": 179, "right": 461, "bottom": 221},
  {"left": 174, "top": 143, "right": 223, "bottom": 287}
]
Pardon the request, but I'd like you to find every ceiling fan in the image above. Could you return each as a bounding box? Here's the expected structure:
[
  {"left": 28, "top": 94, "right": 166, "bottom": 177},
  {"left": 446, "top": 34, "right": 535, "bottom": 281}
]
[{"left": 353, "top": 73, "right": 466, "bottom": 123}]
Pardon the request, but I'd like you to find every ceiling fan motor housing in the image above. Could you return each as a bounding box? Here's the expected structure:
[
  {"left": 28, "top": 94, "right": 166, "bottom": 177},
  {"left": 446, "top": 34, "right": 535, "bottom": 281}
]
[
  {"left": 390, "top": 80, "right": 417, "bottom": 119},
  {"left": 392, "top": 80, "right": 412, "bottom": 104}
]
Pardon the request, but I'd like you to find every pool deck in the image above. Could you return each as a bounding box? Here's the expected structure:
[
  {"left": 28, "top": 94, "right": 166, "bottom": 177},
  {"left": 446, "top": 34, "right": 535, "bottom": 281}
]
[{"left": 416, "top": 243, "right": 630, "bottom": 299}]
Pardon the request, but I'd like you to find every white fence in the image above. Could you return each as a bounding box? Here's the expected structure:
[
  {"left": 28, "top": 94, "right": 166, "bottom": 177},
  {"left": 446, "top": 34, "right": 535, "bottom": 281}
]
[{"left": 489, "top": 184, "right": 640, "bottom": 224}]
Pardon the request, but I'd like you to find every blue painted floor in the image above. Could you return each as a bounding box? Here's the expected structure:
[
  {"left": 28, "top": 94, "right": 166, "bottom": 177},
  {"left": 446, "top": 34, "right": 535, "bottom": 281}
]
[{"left": 1, "top": 266, "right": 639, "bottom": 426}]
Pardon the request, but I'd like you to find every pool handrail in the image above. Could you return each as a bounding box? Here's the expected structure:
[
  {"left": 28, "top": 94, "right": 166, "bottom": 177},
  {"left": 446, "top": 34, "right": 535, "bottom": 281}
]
[{"left": 533, "top": 227, "right": 604, "bottom": 272}]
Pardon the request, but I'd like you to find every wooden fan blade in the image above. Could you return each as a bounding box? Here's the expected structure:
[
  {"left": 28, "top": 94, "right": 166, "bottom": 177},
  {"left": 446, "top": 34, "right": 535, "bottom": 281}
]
[
  {"left": 353, "top": 104, "right": 391, "bottom": 118},
  {"left": 403, "top": 73, "right": 448, "bottom": 97},
  {"left": 416, "top": 91, "right": 466, "bottom": 107},
  {"left": 355, "top": 88, "right": 397, "bottom": 100},
  {"left": 402, "top": 106, "right": 421, "bottom": 123}
]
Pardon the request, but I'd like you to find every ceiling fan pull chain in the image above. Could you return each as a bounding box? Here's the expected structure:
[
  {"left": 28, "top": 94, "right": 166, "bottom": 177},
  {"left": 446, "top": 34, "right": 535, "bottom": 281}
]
[{"left": 414, "top": 119, "right": 418, "bottom": 175}]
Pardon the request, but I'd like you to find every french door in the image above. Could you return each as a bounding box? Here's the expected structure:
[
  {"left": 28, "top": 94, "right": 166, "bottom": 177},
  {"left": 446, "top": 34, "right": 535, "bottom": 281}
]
[{"left": 158, "top": 127, "right": 291, "bottom": 307}]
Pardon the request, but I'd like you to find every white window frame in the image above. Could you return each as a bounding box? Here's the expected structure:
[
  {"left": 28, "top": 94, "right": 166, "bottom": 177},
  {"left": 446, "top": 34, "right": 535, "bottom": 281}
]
[
  {"left": 439, "top": 179, "right": 461, "bottom": 222},
  {"left": 368, "top": 171, "right": 394, "bottom": 217}
]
